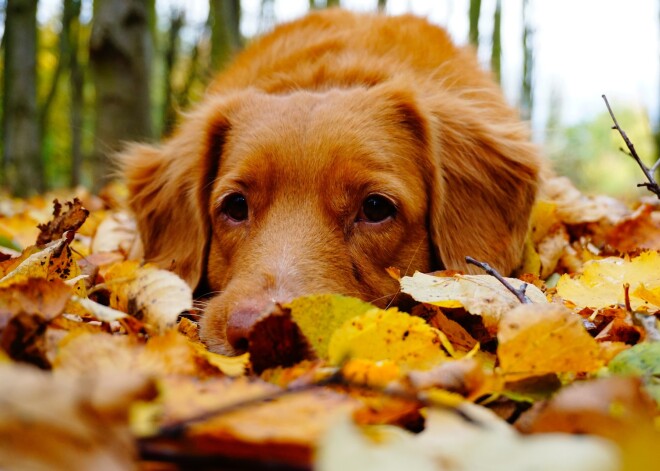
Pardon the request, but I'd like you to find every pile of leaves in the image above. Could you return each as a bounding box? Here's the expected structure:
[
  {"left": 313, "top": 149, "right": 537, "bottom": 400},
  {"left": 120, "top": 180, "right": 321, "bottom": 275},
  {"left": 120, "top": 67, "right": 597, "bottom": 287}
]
[{"left": 0, "top": 177, "right": 658, "bottom": 471}]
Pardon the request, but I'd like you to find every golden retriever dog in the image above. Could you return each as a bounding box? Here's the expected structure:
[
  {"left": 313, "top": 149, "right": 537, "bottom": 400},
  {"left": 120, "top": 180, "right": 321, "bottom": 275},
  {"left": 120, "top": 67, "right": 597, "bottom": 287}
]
[{"left": 122, "top": 9, "right": 541, "bottom": 355}]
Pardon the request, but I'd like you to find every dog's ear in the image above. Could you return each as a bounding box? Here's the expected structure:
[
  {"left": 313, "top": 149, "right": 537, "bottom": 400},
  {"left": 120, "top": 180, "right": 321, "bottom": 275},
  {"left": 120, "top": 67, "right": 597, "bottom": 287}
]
[
  {"left": 120, "top": 96, "right": 232, "bottom": 288},
  {"left": 427, "top": 91, "right": 541, "bottom": 274}
]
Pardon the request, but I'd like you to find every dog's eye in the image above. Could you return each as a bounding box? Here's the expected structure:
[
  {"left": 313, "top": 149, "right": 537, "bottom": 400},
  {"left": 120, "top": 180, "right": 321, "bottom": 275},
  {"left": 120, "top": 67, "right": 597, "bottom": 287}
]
[
  {"left": 358, "top": 194, "right": 396, "bottom": 223},
  {"left": 221, "top": 193, "right": 249, "bottom": 222}
]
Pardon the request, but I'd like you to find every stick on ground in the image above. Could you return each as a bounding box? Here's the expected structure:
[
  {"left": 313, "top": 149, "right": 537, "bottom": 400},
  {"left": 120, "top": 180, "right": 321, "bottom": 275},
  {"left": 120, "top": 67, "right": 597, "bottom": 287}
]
[{"left": 465, "top": 256, "right": 532, "bottom": 304}]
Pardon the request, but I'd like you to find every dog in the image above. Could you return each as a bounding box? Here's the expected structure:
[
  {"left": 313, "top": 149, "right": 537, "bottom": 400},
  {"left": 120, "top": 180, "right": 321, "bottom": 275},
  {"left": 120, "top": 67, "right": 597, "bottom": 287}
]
[{"left": 121, "top": 9, "right": 541, "bottom": 355}]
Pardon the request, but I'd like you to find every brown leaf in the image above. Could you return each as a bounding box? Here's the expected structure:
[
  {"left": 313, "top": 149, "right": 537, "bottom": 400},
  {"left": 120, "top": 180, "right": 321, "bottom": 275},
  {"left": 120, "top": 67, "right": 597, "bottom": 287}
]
[
  {"left": 413, "top": 304, "right": 479, "bottom": 353},
  {"left": 36, "top": 198, "right": 89, "bottom": 246},
  {"left": 248, "top": 306, "right": 313, "bottom": 374},
  {"left": 0, "top": 278, "right": 71, "bottom": 327},
  {"left": 606, "top": 204, "right": 660, "bottom": 253},
  {"left": 0, "top": 363, "right": 155, "bottom": 471},
  {"left": 188, "top": 388, "right": 358, "bottom": 467},
  {"left": 517, "top": 376, "right": 659, "bottom": 470}
]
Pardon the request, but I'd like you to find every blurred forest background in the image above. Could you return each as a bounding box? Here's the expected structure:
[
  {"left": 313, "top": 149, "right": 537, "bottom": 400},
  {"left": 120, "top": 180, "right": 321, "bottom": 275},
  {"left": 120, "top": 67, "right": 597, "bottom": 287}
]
[{"left": 0, "top": 0, "right": 658, "bottom": 198}]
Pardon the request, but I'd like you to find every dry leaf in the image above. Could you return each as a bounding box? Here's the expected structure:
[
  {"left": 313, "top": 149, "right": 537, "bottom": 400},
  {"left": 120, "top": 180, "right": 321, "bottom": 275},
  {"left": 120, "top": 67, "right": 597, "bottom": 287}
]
[
  {"left": 328, "top": 308, "right": 448, "bottom": 370},
  {"left": 0, "top": 363, "right": 155, "bottom": 471},
  {"left": 36, "top": 198, "right": 89, "bottom": 246},
  {"left": 401, "top": 272, "right": 547, "bottom": 335},
  {"left": 104, "top": 261, "right": 192, "bottom": 331},
  {"left": 317, "top": 403, "right": 620, "bottom": 471},
  {"left": 286, "top": 294, "right": 374, "bottom": 359},
  {"left": 497, "top": 303, "right": 603, "bottom": 380},
  {"left": 556, "top": 251, "right": 660, "bottom": 311},
  {"left": 248, "top": 306, "right": 313, "bottom": 374},
  {"left": 605, "top": 204, "right": 660, "bottom": 252}
]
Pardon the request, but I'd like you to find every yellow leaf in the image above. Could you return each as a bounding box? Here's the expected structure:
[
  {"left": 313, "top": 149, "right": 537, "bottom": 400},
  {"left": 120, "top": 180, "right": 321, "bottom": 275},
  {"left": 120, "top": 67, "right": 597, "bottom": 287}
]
[
  {"left": 401, "top": 272, "right": 547, "bottom": 335},
  {"left": 328, "top": 308, "right": 447, "bottom": 370},
  {"left": 0, "top": 234, "right": 84, "bottom": 296},
  {"left": 286, "top": 294, "right": 374, "bottom": 359},
  {"left": 556, "top": 251, "right": 660, "bottom": 311},
  {"left": 497, "top": 303, "right": 603, "bottom": 380},
  {"left": 341, "top": 359, "right": 401, "bottom": 388}
]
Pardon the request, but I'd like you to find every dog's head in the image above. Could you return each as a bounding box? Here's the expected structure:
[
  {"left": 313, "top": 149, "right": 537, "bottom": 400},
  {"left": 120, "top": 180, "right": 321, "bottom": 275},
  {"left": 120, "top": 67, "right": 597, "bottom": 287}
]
[{"left": 122, "top": 83, "right": 539, "bottom": 354}]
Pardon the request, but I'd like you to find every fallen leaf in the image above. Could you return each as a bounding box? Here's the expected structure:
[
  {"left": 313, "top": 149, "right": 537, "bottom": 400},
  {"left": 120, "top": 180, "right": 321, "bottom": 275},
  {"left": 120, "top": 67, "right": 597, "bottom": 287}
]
[
  {"left": 104, "top": 261, "right": 192, "bottom": 331},
  {"left": 608, "top": 341, "right": 660, "bottom": 406},
  {"left": 248, "top": 306, "right": 313, "bottom": 374},
  {"left": 54, "top": 329, "right": 227, "bottom": 378},
  {"left": 328, "top": 308, "right": 448, "bottom": 370},
  {"left": 285, "top": 294, "right": 374, "bottom": 359},
  {"left": 497, "top": 303, "right": 603, "bottom": 380},
  {"left": 36, "top": 198, "right": 89, "bottom": 246},
  {"left": 401, "top": 272, "right": 547, "bottom": 335},
  {"left": 0, "top": 363, "right": 155, "bottom": 471},
  {"left": 606, "top": 204, "right": 660, "bottom": 252},
  {"left": 556, "top": 251, "right": 660, "bottom": 311},
  {"left": 0, "top": 278, "right": 71, "bottom": 324},
  {"left": 316, "top": 403, "right": 620, "bottom": 471},
  {"left": 541, "top": 176, "right": 629, "bottom": 224},
  {"left": 518, "top": 376, "right": 658, "bottom": 471},
  {"left": 413, "top": 304, "right": 479, "bottom": 353}
]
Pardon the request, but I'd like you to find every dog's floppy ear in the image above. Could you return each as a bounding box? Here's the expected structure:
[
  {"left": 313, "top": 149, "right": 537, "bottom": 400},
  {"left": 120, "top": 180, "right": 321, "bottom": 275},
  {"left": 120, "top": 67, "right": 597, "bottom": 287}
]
[
  {"left": 120, "top": 96, "right": 232, "bottom": 288},
  {"left": 427, "top": 91, "right": 541, "bottom": 274}
]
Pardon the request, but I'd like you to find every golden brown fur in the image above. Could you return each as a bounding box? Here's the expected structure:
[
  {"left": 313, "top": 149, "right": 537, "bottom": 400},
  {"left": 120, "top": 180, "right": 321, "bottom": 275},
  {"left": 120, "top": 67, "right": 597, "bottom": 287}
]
[{"left": 121, "top": 9, "right": 541, "bottom": 355}]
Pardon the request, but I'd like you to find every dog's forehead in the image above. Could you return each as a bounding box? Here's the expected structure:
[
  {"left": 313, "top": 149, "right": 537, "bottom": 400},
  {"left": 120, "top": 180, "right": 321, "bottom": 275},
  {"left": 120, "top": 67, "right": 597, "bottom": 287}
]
[{"left": 219, "top": 89, "right": 417, "bottom": 179}]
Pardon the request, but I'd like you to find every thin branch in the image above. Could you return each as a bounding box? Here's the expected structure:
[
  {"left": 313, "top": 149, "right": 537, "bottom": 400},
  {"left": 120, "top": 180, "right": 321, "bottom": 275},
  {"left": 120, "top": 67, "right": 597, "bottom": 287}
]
[
  {"left": 602, "top": 94, "right": 660, "bottom": 199},
  {"left": 465, "top": 256, "right": 532, "bottom": 304}
]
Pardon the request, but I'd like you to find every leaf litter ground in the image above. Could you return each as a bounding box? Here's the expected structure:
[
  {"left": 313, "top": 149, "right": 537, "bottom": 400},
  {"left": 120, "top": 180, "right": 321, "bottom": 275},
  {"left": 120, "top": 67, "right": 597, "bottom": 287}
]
[{"left": 0, "top": 177, "right": 659, "bottom": 471}]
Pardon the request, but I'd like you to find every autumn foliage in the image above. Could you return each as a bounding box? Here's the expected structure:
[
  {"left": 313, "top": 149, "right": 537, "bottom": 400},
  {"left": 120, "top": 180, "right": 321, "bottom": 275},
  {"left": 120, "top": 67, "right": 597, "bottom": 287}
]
[{"left": 0, "top": 177, "right": 659, "bottom": 470}]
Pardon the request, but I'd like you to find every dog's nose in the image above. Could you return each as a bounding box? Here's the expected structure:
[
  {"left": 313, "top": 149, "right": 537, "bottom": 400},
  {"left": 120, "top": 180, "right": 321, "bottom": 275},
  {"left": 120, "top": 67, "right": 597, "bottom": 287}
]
[{"left": 225, "top": 306, "right": 268, "bottom": 353}]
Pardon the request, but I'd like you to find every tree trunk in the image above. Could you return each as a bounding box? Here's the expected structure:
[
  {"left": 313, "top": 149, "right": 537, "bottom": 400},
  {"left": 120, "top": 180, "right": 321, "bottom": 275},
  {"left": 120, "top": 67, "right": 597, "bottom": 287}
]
[
  {"left": 89, "top": 0, "right": 154, "bottom": 191},
  {"left": 521, "top": 0, "right": 534, "bottom": 121},
  {"left": 68, "top": 0, "right": 84, "bottom": 187},
  {"left": 377, "top": 0, "right": 387, "bottom": 11},
  {"left": 326, "top": 0, "right": 340, "bottom": 7},
  {"left": 468, "top": 0, "right": 481, "bottom": 48},
  {"left": 490, "top": 0, "right": 502, "bottom": 84},
  {"left": 162, "top": 11, "right": 184, "bottom": 137},
  {"left": 3, "top": 0, "right": 43, "bottom": 196},
  {"left": 209, "top": 0, "right": 241, "bottom": 72}
]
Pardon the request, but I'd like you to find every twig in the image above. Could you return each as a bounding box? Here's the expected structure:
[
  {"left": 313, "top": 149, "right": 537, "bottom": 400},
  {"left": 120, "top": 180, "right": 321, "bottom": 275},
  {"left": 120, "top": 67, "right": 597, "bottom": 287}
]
[
  {"left": 602, "top": 94, "right": 660, "bottom": 199},
  {"left": 465, "top": 256, "right": 532, "bottom": 304}
]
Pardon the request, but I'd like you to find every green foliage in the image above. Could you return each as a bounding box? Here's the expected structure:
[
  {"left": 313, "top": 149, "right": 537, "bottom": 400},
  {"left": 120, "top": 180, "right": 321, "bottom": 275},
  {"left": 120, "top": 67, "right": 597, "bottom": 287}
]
[{"left": 546, "top": 104, "right": 658, "bottom": 199}]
